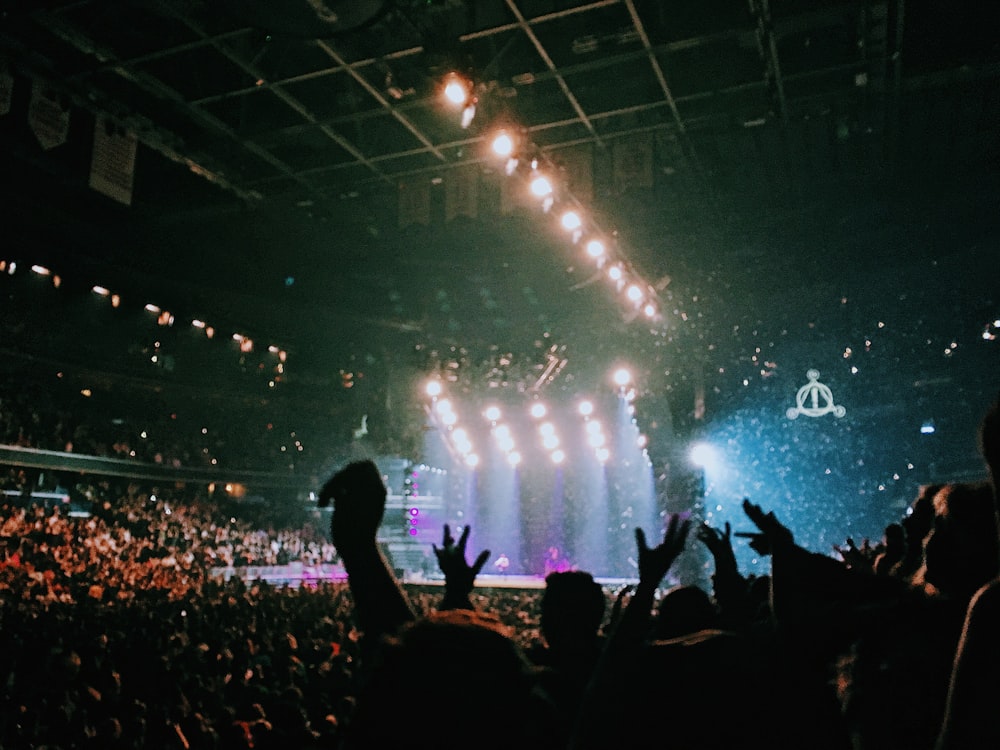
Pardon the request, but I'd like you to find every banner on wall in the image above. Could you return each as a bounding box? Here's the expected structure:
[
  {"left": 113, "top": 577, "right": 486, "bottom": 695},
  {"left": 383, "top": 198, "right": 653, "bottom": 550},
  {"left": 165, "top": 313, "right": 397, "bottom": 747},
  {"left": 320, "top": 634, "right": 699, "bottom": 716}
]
[
  {"left": 612, "top": 132, "right": 653, "bottom": 193},
  {"left": 89, "top": 116, "right": 138, "bottom": 206},
  {"left": 398, "top": 176, "right": 431, "bottom": 228},
  {"left": 559, "top": 143, "right": 594, "bottom": 203},
  {"left": 28, "top": 80, "right": 71, "bottom": 150},
  {"left": 444, "top": 165, "right": 478, "bottom": 222},
  {"left": 0, "top": 65, "right": 13, "bottom": 116}
]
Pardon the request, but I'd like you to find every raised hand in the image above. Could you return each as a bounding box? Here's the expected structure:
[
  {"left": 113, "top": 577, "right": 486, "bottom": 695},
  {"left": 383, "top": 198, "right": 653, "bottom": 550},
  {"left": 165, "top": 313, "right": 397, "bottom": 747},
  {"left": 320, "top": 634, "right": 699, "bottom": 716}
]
[
  {"left": 320, "top": 460, "right": 388, "bottom": 556},
  {"left": 433, "top": 524, "right": 490, "bottom": 610},
  {"left": 737, "top": 498, "right": 794, "bottom": 556},
  {"left": 635, "top": 512, "right": 692, "bottom": 588},
  {"left": 697, "top": 520, "right": 737, "bottom": 570}
]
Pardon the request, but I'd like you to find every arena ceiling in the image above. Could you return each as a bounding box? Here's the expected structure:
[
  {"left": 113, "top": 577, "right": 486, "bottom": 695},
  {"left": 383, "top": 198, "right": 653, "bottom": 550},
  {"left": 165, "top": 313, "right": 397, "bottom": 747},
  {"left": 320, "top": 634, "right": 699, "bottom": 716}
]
[{"left": 1, "top": 0, "right": 998, "bottom": 401}]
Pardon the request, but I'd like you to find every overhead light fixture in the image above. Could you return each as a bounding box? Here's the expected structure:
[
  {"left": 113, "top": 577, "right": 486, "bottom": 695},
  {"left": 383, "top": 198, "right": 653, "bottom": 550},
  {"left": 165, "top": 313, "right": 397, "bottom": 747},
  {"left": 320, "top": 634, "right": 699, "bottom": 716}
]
[{"left": 442, "top": 72, "right": 471, "bottom": 106}]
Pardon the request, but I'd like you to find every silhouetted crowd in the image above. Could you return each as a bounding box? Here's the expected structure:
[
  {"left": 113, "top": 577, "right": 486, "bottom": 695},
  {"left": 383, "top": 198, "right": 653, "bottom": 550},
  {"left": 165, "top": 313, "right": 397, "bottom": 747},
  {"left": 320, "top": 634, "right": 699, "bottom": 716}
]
[{"left": 1, "top": 394, "right": 998, "bottom": 749}]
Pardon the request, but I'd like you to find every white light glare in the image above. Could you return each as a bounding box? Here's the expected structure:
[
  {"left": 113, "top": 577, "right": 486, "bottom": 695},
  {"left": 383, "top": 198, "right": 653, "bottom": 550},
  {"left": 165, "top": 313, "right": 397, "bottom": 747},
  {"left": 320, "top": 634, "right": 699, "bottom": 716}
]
[
  {"left": 484, "top": 406, "right": 501, "bottom": 422},
  {"left": 608, "top": 265, "right": 623, "bottom": 281},
  {"left": 689, "top": 442, "right": 716, "bottom": 469},
  {"left": 530, "top": 402, "right": 547, "bottom": 419},
  {"left": 551, "top": 450, "right": 565, "bottom": 465},
  {"left": 92, "top": 285, "right": 110, "bottom": 296},
  {"left": 585, "top": 240, "right": 605, "bottom": 259},
  {"left": 578, "top": 400, "right": 594, "bottom": 417},
  {"left": 626, "top": 285, "right": 643, "bottom": 302},
  {"left": 426, "top": 380, "right": 442, "bottom": 398},
  {"left": 595, "top": 447, "right": 610, "bottom": 463},
  {"left": 31, "top": 265, "right": 51, "bottom": 276},
  {"left": 613, "top": 368, "right": 631, "bottom": 387},
  {"left": 443, "top": 74, "right": 469, "bottom": 105},
  {"left": 507, "top": 452, "right": 522, "bottom": 467},
  {"left": 530, "top": 175, "right": 553, "bottom": 198},
  {"left": 539, "top": 422, "right": 556, "bottom": 437},
  {"left": 561, "top": 211, "right": 582, "bottom": 231},
  {"left": 465, "top": 453, "right": 480, "bottom": 468},
  {"left": 492, "top": 131, "right": 514, "bottom": 157}
]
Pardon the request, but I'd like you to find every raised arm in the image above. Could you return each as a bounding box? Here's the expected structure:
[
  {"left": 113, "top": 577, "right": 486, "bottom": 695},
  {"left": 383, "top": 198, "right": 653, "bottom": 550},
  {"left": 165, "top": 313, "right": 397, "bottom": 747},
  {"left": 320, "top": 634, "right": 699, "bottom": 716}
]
[
  {"left": 319, "top": 459, "right": 415, "bottom": 642},
  {"left": 433, "top": 523, "right": 490, "bottom": 611}
]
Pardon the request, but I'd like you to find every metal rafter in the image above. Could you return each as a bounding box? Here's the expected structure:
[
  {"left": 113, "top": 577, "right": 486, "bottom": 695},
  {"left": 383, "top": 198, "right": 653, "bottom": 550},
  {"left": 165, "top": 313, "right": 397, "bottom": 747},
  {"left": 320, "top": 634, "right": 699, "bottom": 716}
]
[
  {"left": 313, "top": 40, "right": 446, "bottom": 162},
  {"left": 750, "top": 0, "right": 789, "bottom": 123},
  {"left": 623, "top": 0, "right": 687, "bottom": 136},
  {"left": 504, "top": 0, "right": 603, "bottom": 147},
  {"left": 152, "top": 0, "right": 389, "bottom": 185}
]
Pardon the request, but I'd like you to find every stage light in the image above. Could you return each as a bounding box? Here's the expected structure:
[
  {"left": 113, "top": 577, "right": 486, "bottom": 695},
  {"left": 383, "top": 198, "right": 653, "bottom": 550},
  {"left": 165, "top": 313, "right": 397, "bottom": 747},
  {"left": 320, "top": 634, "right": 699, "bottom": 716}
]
[
  {"left": 442, "top": 73, "right": 470, "bottom": 106},
  {"left": 608, "top": 265, "right": 623, "bottom": 281},
  {"left": 452, "top": 427, "right": 469, "bottom": 444},
  {"left": 495, "top": 424, "right": 511, "bottom": 440},
  {"left": 578, "top": 400, "right": 594, "bottom": 417},
  {"left": 613, "top": 368, "right": 631, "bottom": 388},
  {"left": 637, "top": 434, "right": 648, "bottom": 448},
  {"left": 491, "top": 131, "right": 514, "bottom": 157},
  {"left": 561, "top": 210, "right": 582, "bottom": 231},
  {"left": 588, "top": 432, "right": 605, "bottom": 448},
  {"left": 191, "top": 319, "right": 206, "bottom": 329},
  {"left": 484, "top": 406, "right": 501, "bottom": 422},
  {"left": 461, "top": 102, "right": 476, "bottom": 128},
  {"left": 530, "top": 174, "right": 553, "bottom": 198},
  {"left": 539, "top": 422, "right": 556, "bottom": 437},
  {"left": 585, "top": 419, "right": 602, "bottom": 434},
  {"left": 31, "top": 265, "right": 50, "bottom": 276},
  {"left": 441, "top": 411, "right": 458, "bottom": 426},
  {"left": 530, "top": 402, "right": 547, "bottom": 419},
  {"left": 689, "top": 442, "right": 716, "bottom": 469},
  {"left": 507, "top": 452, "right": 522, "bottom": 466},
  {"left": 595, "top": 447, "right": 610, "bottom": 463},
  {"left": 542, "top": 434, "right": 560, "bottom": 450},
  {"left": 643, "top": 303, "right": 656, "bottom": 318},
  {"left": 92, "top": 285, "right": 110, "bottom": 296},
  {"left": 426, "top": 380, "right": 443, "bottom": 398},
  {"left": 435, "top": 399, "right": 453, "bottom": 415},
  {"left": 551, "top": 450, "right": 566, "bottom": 464},
  {"left": 465, "top": 453, "right": 480, "bottom": 468},
  {"left": 626, "top": 284, "right": 643, "bottom": 302},
  {"left": 585, "top": 239, "right": 605, "bottom": 259},
  {"left": 144, "top": 303, "right": 161, "bottom": 313}
]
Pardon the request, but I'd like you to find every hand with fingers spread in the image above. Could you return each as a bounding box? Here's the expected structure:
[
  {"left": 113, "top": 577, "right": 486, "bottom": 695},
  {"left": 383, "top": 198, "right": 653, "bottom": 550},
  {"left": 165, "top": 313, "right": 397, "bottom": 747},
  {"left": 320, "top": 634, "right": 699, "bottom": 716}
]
[
  {"left": 739, "top": 498, "right": 795, "bottom": 557},
  {"left": 697, "top": 520, "right": 738, "bottom": 573},
  {"left": 635, "top": 513, "right": 692, "bottom": 590},
  {"left": 433, "top": 524, "right": 490, "bottom": 611}
]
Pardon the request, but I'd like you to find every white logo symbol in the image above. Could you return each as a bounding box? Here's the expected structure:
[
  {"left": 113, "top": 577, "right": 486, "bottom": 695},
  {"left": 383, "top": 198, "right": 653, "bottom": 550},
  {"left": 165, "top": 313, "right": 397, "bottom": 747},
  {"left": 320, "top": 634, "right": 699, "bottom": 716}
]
[{"left": 787, "top": 369, "right": 846, "bottom": 419}]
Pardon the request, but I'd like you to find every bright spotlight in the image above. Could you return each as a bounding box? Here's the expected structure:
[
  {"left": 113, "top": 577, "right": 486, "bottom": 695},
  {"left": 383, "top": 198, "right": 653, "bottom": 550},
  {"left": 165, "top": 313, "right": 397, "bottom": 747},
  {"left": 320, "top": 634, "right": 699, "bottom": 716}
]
[
  {"left": 530, "top": 402, "right": 547, "bottom": 419},
  {"left": 452, "top": 428, "right": 469, "bottom": 443},
  {"left": 465, "top": 453, "right": 480, "bottom": 468},
  {"left": 551, "top": 450, "right": 565, "bottom": 465},
  {"left": 542, "top": 434, "right": 560, "bottom": 450},
  {"left": 484, "top": 406, "right": 501, "bottom": 422},
  {"left": 637, "top": 434, "right": 648, "bottom": 448},
  {"left": 442, "top": 73, "right": 470, "bottom": 106},
  {"left": 530, "top": 175, "right": 553, "bottom": 198},
  {"left": 561, "top": 210, "right": 582, "bottom": 231},
  {"left": 626, "top": 284, "right": 643, "bottom": 302},
  {"left": 585, "top": 240, "right": 605, "bottom": 259},
  {"left": 435, "top": 399, "right": 453, "bottom": 415},
  {"left": 539, "top": 422, "right": 556, "bottom": 437},
  {"left": 495, "top": 424, "right": 511, "bottom": 440},
  {"left": 492, "top": 131, "right": 514, "bottom": 157},
  {"left": 507, "top": 451, "right": 522, "bottom": 467},
  {"left": 587, "top": 432, "right": 605, "bottom": 448},
  {"left": 426, "top": 380, "right": 442, "bottom": 398},
  {"left": 608, "top": 265, "right": 623, "bottom": 281},
  {"left": 644, "top": 303, "right": 656, "bottom": 318},
  {"left": 689, "top": 442, "right": 716, "bottom": 469},
  {"left": 596, "top": 447, "right": 610, "bottom": 463},
  {"left": 613, "top": 368, "right": 631, "bottom": 388},
  {"left": 578, "top": 400, "right": 593, "bottom": 417},
  {"left": 585, "top": 420, "right": 602, "bottom": 434},
  {"left": 441, "top": 411, "right": 458, "bottom": 426}
]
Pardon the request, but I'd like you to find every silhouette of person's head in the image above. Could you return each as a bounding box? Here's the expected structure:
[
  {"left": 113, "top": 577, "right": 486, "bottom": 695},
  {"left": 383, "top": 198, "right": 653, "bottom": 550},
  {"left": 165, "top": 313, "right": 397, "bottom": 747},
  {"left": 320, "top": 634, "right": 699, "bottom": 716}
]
[
  {"left": 540, "top": 570, "right": 606, "bottom": 651},
  {"left": 652, "top": 584, "right": 720, "bottom": 640},
  {"left": 344, "top": 609, "right": 559, "bottom": 750}
]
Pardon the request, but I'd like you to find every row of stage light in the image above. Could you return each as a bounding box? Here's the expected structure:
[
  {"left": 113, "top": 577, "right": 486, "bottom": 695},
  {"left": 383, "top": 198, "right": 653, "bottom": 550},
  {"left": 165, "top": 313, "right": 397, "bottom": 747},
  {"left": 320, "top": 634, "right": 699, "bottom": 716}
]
[
  {"left": 424, "top": 367, "right": 650, "bottom": 470},
  {"left": 4, "top": 260, "right": 289, "bottom": 383},
  {"left": 439, "top": 72, "right": 664, "bottom": 325}
]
